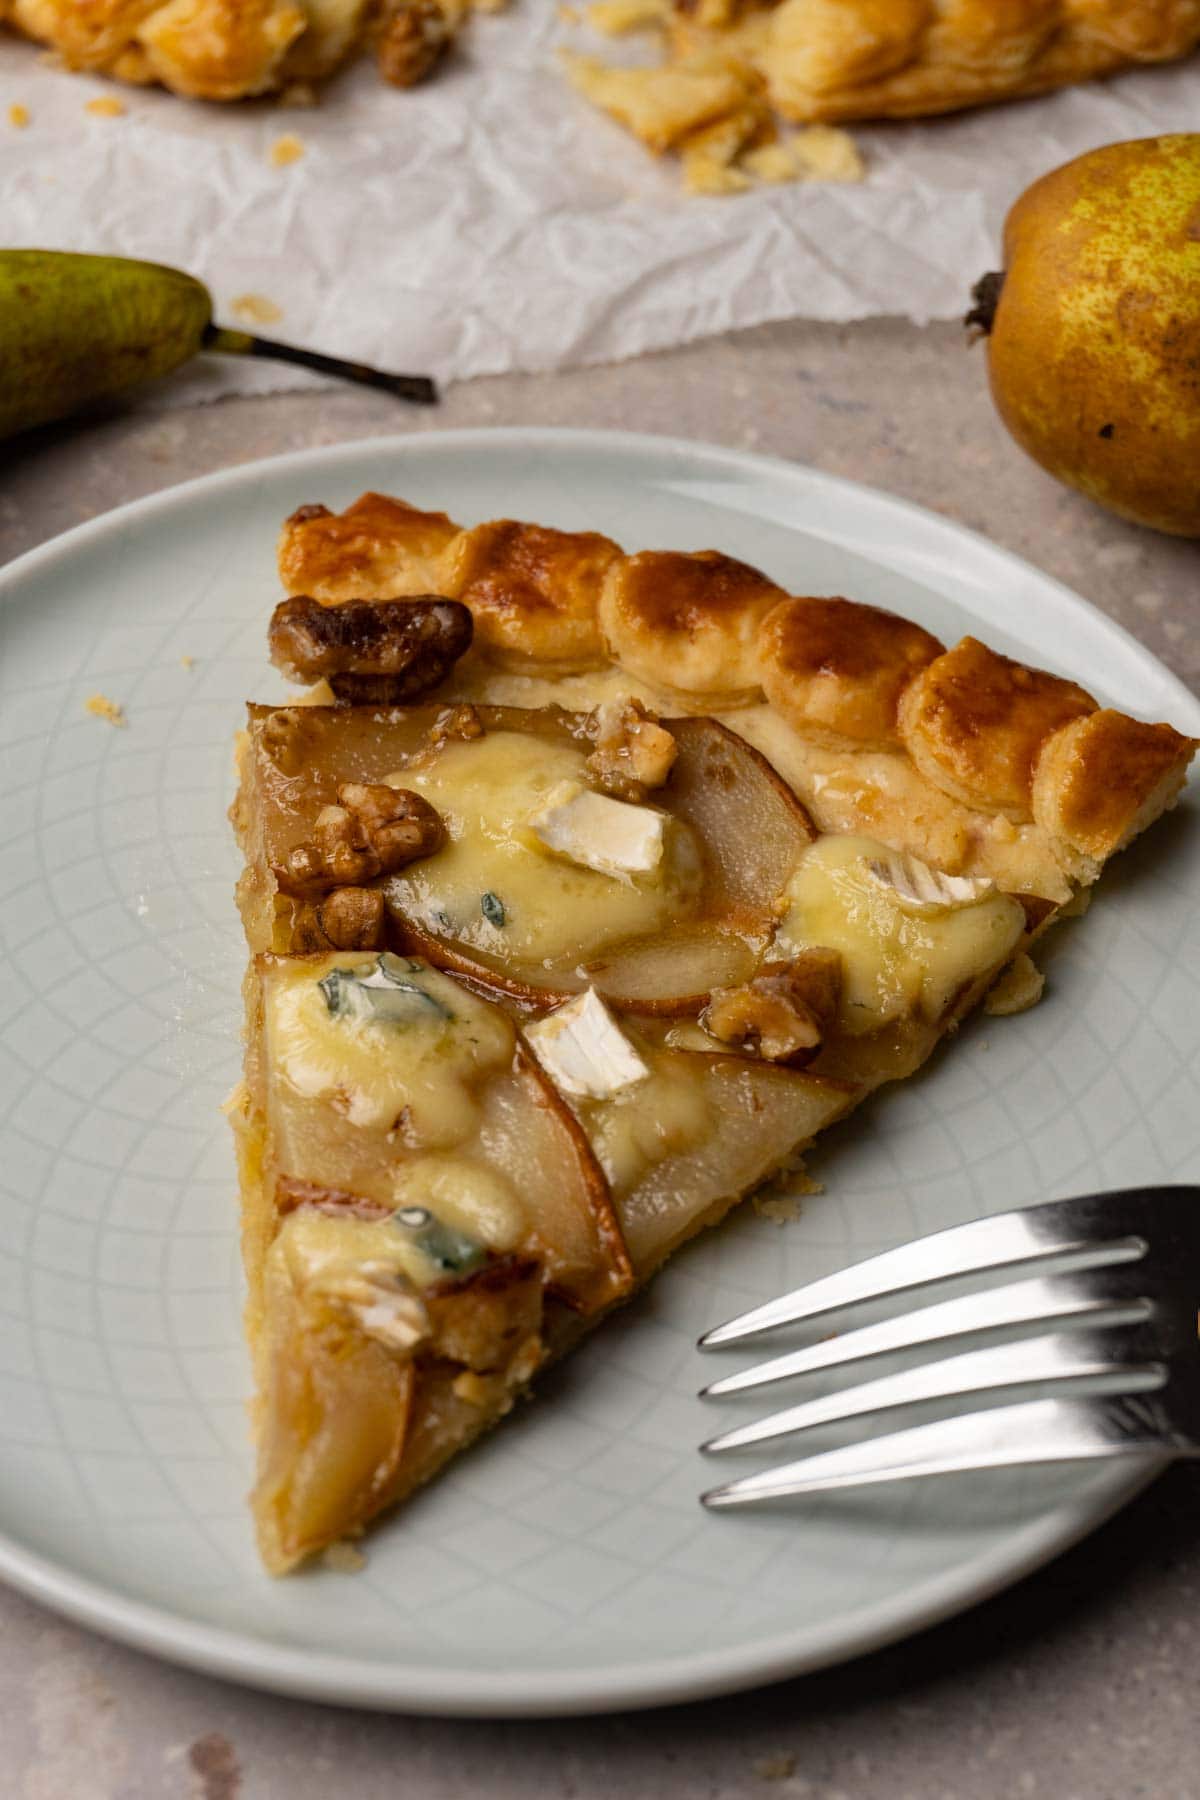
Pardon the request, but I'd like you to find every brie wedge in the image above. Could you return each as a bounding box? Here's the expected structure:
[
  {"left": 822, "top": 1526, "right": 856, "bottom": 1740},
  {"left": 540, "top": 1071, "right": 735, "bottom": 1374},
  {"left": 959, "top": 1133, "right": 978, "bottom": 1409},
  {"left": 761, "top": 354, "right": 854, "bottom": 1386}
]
[
  {"left": 530, "top": 781, "right": 665, "bottom": 881},
  {"left": 524, "top": 988, "right": 651, "bottom": 1100}
]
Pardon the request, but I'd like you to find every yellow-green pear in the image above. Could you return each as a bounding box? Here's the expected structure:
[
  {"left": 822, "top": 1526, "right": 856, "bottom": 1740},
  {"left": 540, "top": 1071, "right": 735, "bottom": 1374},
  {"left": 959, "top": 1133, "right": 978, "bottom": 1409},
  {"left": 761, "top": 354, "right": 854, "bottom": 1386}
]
[{"left": 969, "top": 134, "right": 1200, "bottom": 537}]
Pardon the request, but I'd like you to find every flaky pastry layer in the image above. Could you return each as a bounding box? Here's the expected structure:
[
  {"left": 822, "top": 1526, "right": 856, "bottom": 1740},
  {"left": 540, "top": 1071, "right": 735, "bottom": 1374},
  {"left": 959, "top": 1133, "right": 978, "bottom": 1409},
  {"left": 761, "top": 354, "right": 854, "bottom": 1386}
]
[
  {"left": 569, "top": 0, "right": 1200, "bottom": 143},
  {"left": 277, "top": 491, "right": 1196, "bottom": 905},
  {"left": 0, "top": 0, "right": 501, "bottom": 99}
]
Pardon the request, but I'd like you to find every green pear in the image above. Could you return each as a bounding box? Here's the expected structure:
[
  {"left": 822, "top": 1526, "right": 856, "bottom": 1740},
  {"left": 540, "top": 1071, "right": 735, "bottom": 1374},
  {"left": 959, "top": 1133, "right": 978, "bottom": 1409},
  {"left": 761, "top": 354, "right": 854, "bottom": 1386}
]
[
  {"left": 0, "top": 249, "right": 436, "bottom": 438},
  {"left": 0, "top": 251, "right": 213, "bottom": 438},
  {"left": 969, "top": 134, "right": 1200, "bottom": 537}
]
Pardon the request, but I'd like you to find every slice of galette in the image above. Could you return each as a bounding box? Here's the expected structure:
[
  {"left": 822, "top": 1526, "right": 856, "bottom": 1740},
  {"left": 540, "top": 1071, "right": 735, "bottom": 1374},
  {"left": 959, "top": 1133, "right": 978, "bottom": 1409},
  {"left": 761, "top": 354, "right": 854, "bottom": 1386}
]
[{"left": 226, "top": 493, "right": 1195, "bottom": 1571}]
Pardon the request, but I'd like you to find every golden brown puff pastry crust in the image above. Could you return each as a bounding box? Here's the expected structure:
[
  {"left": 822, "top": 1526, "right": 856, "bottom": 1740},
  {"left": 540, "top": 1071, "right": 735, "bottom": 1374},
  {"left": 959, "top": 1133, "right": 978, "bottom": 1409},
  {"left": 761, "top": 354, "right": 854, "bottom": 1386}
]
[
  {"left": 757, "top": 594, "right": 943, "bottom": 750},
  {"left": 6, "top": 0, "right": 161, "bottom": 73},
  {"left": 3, "top": 0, "right": 500, "bottom": 99},
  {"left": 673, "top": 0, "right": 1200, "bottom": 124},
  {"left": 278, "top": 493, "right": 461, "bottom": 604},
  {"left": 1031, "top": 707, "right": 1195, "bottom": 866},
  {"left": 7, "top": 0, "right": 322, "bottom": 93},
  {"left": 273, "top": 493, "right": 1196, "bottom": 896},
  {"left": 599, "top": 549, "right": 787, "bottom": 703},
  {"left": 898, "top": 636, "right": 1097, "bottom": 821},
  {"left": 438, "top": 520, "right": 621, "bottom": 674}
]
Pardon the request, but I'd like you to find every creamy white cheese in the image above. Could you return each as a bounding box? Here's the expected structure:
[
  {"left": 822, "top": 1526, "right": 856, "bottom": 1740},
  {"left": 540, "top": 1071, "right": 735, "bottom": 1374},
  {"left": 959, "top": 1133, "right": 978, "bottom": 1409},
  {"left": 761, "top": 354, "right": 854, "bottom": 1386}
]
[
  {"left": 862, "top": 851, "right": 996, "bottom": 914},
  {"left": 529, "top": 781, "right": 665, "bottom": 881},
  {"left": 525, "top": 988, "right": 650, "bottom": 1100}
]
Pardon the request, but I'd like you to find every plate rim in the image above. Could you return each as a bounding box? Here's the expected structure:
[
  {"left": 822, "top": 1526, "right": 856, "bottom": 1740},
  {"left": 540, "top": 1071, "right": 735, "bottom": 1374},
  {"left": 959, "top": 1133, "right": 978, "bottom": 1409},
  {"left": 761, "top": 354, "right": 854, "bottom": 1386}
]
[{"left": 0, "top": 424, "right": 1193, "bottom": 1715}]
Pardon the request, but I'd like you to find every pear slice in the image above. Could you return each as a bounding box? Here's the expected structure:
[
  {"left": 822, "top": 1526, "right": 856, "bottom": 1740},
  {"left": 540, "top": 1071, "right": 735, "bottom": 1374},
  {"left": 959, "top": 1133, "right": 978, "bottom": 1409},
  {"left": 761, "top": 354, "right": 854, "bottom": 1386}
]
[
  {"left": 248, "top": 952, "right": 630, "bottom": 1317},
  {"left": 238, "top": 950, "right": 633, "bottom": 1570},
  {"left": 234, "top": 703, "right": 815, "bottom": 1013},
  {"left": 552, "top": 1036, "right": 857, "bottom": 1276}
]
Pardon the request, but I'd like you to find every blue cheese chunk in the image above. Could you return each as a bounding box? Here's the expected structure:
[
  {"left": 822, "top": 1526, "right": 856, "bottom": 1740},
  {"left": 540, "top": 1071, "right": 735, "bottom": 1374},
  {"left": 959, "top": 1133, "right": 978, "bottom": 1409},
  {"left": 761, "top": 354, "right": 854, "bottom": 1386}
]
[
  {"left": 529, "top": 781, "right": 665, "bottom": 881},
  {"left": 525, "top": 988, "right": 650, "bottom": 1101}
]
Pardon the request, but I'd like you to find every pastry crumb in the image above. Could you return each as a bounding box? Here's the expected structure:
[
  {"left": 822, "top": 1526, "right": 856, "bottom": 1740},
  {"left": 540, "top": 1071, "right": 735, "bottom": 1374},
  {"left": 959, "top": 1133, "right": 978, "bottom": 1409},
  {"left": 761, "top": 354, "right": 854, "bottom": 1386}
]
[
  {"left": 754, "top": 1164, "right": 822, "bottom": 1224},
  {"left": 567, "top": 13, "right": 866, "bottom": 192},
  {"left": 740, "top": 141, "right": 797, "bottom": 185},
  {"left": 790, "top": 123, "right": 865, "bottom": 182},
  {"left": 85, "top": 95, "right": 126, "bottom": 117},
  {"left": 322, "top": 1540, "right": 366, "bottom": 1573},
  {"left": 180, "top": 654, "right": 196, "bottom": 670},
  {"left": 985, "top": 951, "right": 1045, "bottom": 1017},
  {"left": 452, "top": 1370, "right": 496, "bottom": 1407},
  {"left": 754, "top": 1193, "right": 802, "bottom": 1225},
  {"left": 8, "top": 102, "right": 30, "bottom": 128},
  {"left": 288, "top": 678, "right": 338, "bottom": 707},
  {"left": 269, "top": 132, "right": 305, "bottom": 167},
  {"left": 683, "top": 154, "right": 750, "bottom": 196},
  {"left": 85, "top": 692, "right": 127, "bottom": 726},
  {"left": 231, "top": 292, "right": 284, "bottom": 326},
  {"left": 753, "top": 1752, "right": 797, "bottom": 1781}
]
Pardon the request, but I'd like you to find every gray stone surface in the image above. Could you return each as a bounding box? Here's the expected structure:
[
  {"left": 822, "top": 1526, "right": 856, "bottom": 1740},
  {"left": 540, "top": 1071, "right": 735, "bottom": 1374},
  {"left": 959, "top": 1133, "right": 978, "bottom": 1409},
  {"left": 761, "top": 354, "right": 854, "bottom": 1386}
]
[{"left": 2, "top": 319, "right": 1198, "bottom": 1799}]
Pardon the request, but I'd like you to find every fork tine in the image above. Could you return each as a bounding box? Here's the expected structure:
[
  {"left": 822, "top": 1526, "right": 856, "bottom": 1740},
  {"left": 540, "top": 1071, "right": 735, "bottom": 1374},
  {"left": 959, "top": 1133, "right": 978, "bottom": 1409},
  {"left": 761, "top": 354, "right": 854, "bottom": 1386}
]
[
  {"left": 700, "top": 1266, "right": 1154, "bottom": 1398},
  {"left": 701, "top": 1390, "right": 1186, "bottom": 1509},
  {"left": 701, "top": 1326, "right": 1164, "bottom": 1454},
  {"left": 699, "top": 1191, "right": 1158, "bottom": 1350}
]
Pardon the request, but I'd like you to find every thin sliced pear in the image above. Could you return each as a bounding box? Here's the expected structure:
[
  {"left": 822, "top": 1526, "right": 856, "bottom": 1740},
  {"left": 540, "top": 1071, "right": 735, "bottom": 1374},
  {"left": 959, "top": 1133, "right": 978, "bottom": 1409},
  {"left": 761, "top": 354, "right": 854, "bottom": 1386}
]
[
  {"left": 607, "top": 1053, "right": 857, "bottom": 1276},
  {"left": 253, "top": 952, "right": 630, "bottom": 1315},
  {"left": 253, "top": 1297, "right": 415, "bottom": 1575},
  {"left": 237, "top": 702, "right": 815, "bottom": 1012}
]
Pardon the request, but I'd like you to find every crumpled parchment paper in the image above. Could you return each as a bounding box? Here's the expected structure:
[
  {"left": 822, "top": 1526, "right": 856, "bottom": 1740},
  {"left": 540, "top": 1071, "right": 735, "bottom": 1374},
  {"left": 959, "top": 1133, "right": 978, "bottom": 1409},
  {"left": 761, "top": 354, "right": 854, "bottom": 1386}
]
[{"left": 2, "top": 6, "right": 1197, "bottom": 403}]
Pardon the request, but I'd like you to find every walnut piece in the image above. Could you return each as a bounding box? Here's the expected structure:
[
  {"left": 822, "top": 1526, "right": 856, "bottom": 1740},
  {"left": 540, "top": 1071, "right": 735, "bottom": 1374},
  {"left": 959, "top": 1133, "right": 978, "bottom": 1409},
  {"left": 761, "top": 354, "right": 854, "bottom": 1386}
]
[
  {"left": 430, "top": 703, "right": 485, "bottom": 747},
  {"left": 273, "top": 783, "right": 444, "bottom": 896},
  {"left": 702, "top": 950, "right": 842, "bottom": 1065},
  {"left": 375, "top": 0, "right": 457, "bottom": 87},
  {"left": 290, "top": 885, "right": 387, "bottom": 952},
  {"left": 586, "top": 697, "right": 678, "bottom": 801},
  {"left": 268, "top": 594, "right": 473, "bottom": 704}
]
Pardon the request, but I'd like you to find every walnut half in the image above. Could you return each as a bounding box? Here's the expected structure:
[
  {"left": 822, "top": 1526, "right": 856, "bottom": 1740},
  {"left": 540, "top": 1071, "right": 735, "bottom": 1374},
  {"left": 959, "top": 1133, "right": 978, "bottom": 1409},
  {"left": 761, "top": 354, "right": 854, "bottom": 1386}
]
[
  {"left": 702, "top": 949, "right": 842, "bottom": 1065},
  {"left": 268, "top": 594, "right": 473, "bottom": 704},
  {"left": 287, "top": 885, "right": 387, "bottom": 952},
  {"left": 273, "top": 783, "right": 444, "bottom": 896},
  {"left": 586, "top": 697, "right": 678, "bottom": 801}
]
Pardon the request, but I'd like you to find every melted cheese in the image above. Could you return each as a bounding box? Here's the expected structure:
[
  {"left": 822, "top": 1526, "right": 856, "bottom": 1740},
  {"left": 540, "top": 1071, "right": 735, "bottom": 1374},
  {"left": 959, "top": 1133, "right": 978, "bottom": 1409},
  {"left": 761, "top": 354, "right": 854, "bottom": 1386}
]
[
  {"left": 775, "top": 834, "right": 1025, "bottom": 1035},
  {"left": 387, "top": 731, "right": 701, "bottom": 965},
  {"left": 581, "top": 1049, "right": 714, "bottom": 1194},
  {"left": 728, "top": 705, "right": 1075, "bottom": 904},
  {"left": 391, "top": 1155, "right": 526, "bottom": 1252},
  {"left": 276, "top": 1210, "right": 433, "bottom": 1344},
  {"left": 530, "top": 782, "right": 665, "bottom": 879},
  {"left": 266, "top": 954, "right": 514, "bottom": 1146}
]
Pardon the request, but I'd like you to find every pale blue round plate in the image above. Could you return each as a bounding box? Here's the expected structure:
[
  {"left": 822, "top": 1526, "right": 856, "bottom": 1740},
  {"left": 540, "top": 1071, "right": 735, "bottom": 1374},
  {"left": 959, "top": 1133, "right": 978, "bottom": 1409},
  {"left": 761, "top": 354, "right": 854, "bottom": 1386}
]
[{"left": 0, "top": 428, "right": 1195, "bottom": 1713}]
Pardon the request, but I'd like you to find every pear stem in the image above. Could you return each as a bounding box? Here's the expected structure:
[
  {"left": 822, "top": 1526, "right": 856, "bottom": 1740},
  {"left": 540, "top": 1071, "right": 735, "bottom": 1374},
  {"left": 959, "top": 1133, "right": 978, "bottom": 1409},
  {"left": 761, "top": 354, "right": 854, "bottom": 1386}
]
[
  {"left": 964, "top": 271, "right": 1004, "bottom": 341},
  {"left": 202, "top": 324, "right": 437, "bottom": 405}
]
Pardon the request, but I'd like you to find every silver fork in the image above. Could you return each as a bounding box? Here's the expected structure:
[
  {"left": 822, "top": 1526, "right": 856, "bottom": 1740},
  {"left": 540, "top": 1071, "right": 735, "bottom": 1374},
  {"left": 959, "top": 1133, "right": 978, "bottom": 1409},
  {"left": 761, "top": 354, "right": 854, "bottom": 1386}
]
[{"left": 698, "top": 1185, "right": 1200, "bottom": 1510}]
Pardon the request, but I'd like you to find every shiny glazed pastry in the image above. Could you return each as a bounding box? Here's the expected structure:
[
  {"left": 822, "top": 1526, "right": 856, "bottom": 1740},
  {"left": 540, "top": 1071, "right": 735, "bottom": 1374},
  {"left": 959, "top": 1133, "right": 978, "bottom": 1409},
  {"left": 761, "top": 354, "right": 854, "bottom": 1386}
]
[
  {"left": 225, "top": 486, "right": 1195, "bottom": 1571},
  {"left": 0, "top": 0, "right": 502, "bottom": 100},
  {"left": 565, "top": 0, "right": 1200, "bottom": 186}
]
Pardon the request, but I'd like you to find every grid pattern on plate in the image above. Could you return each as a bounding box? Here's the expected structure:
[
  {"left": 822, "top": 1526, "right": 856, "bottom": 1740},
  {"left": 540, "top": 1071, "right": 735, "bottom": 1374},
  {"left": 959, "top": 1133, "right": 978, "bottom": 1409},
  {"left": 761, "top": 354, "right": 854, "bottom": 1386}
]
[{"left": 0, "top": 433, "right": 1196, "bottom": 1696}]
